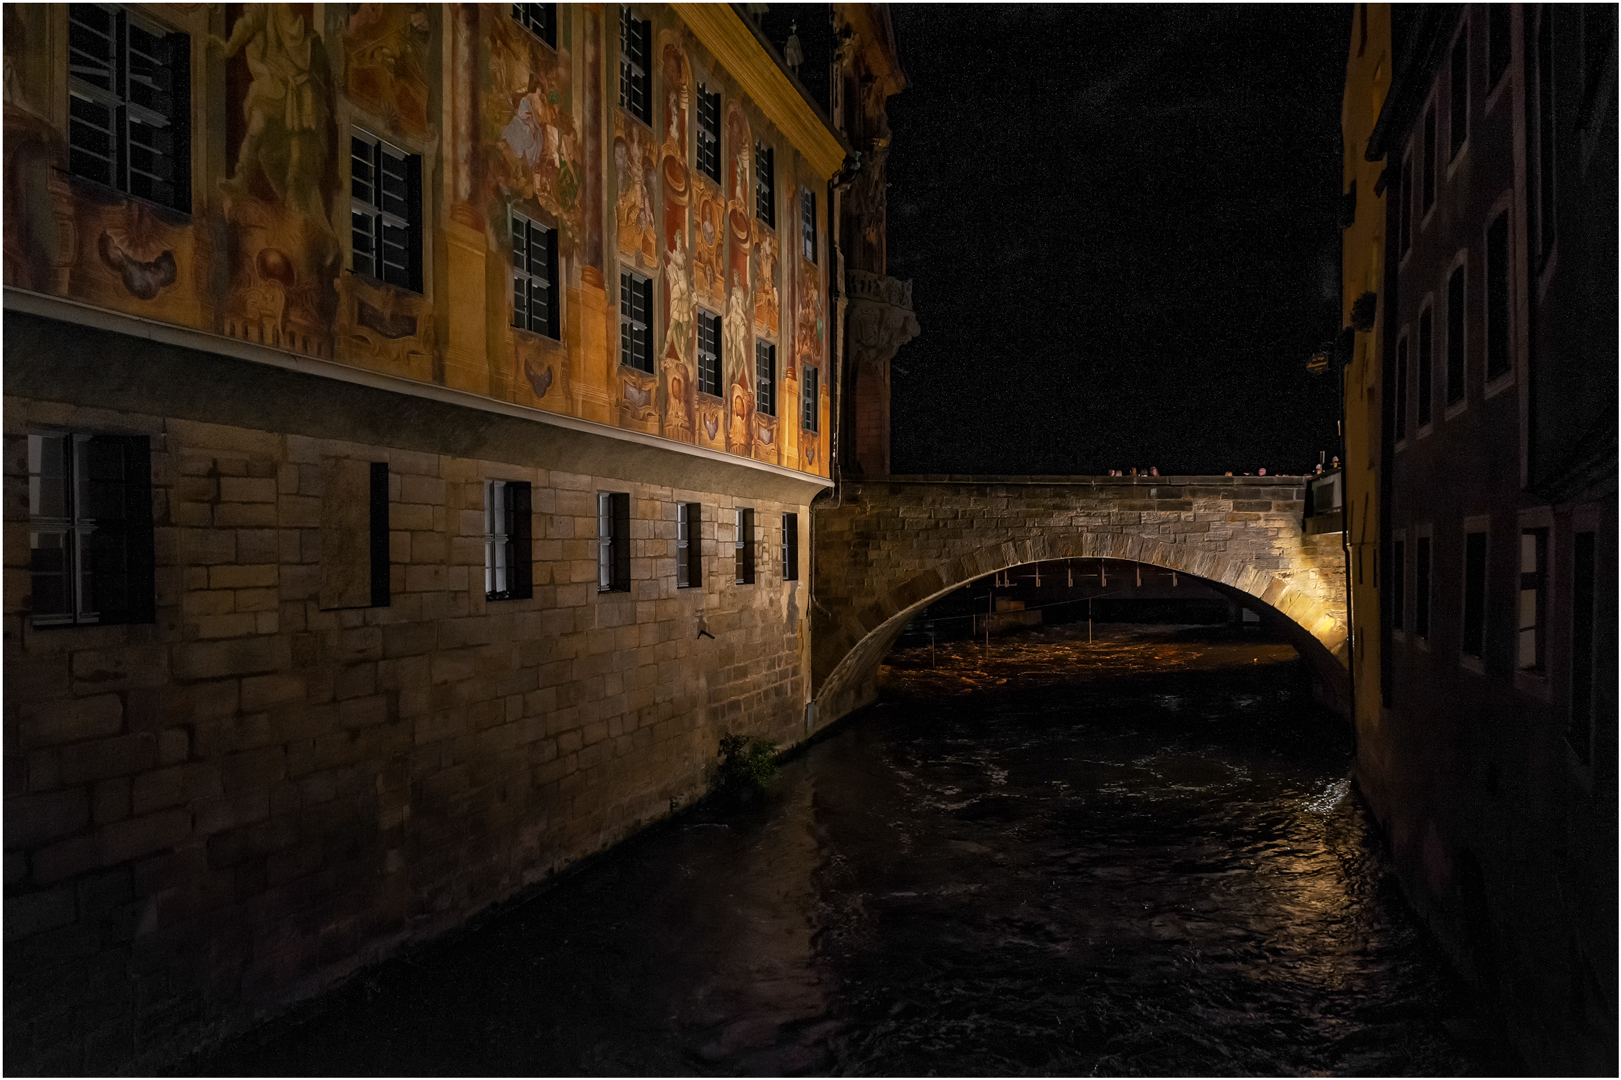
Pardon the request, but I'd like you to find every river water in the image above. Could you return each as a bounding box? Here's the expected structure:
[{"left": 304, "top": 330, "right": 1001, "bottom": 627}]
[{"left": 190, "top": 625, "right": 1515, "bottom": 1076}]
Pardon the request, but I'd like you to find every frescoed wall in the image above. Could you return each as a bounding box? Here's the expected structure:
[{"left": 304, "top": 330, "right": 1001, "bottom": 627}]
[{"left": 1, "top": 2, "right": 834, "bottom": 478}]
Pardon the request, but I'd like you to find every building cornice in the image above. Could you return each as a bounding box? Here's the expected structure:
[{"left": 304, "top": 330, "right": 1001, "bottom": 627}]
[
  {"left": 673, "top": 3, "right": 847, "bottom": 178},
  {"left": 3, "top": 287, "right": 831, "bottom": 494}
]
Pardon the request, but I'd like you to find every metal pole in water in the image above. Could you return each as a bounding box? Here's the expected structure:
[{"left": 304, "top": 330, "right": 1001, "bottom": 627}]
[{"left": 1089, "top": 598, "right": 1093, "bottom": 643}]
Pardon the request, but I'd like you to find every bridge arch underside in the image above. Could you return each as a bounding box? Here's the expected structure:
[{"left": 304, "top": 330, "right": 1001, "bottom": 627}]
[{"left": 813, "top": 533, "right": 1350, "bottom": 727}]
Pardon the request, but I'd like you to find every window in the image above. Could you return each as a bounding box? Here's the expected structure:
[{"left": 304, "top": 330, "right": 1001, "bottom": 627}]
[
  {"left": 1462, "top": 530, "right": 1487, "bottom": 657},
  {"left": 697, "top": 310, "right": 722, "bottom": 396},
  {"left": 1422, "top": 106, "right": 1436, "bottom": 213},
  {"left": 782, "top": 512, "right": 799, "bottom": 581},
  {"left": 1415, "top": 534, "right": 1432, "bottom": 640},
  {"left": 734, "top": 508, "right": 755, "bottom": 584},
  {"left": 677, "top": 502, "right": 702, "bottom": 588},
  {"left": 1488, "top": 5, "right": 1511, "bottom": 91},
  {"left": 695, "top": 83, "right": 721, "bottom": 184},
  {"left": 512, "top": 212, "right": 559, "bottom": 338},
  {"left": 67, "top": 5, "right": 190, "bottom": 212},
  {"left": 1398, "top": 152, "right": 1412, "bottom": 257},
  {"left": 1517, "top": 528, "right": 1547, "bottom": 670},
  {"left": 755, "top": 340, "right": 776, "bottom": 416},
  {"left": 801, "top": 189, "right": 817, "bottom": 262},
  {"left": 1417, "top": 307, "right": 1434, "bottom": 427},
  {"left": 512, "top": 2, "right": 556, "bottom": 48},
  {"left": 620, "top": 270, "right": 654, "bottom": 372},
  {"left": 754, "top": 142, "right": 775, "bottom": 227},
  {"left": 1446, "top": 264, "right": 1466, "bottom": 406},
  {"left": 1485, "top": 211, "right": 1511, "bottom": 380},
  {"left": 1392, "top": 536, "right": 1407, "bottom": 631},
  {"left": 598, "top": 492, "right": 631, "bottom": 592},
  {"left": 1394, "top": 335, "right": 1410, "bottom": 442},
  {"left": 28, "top": 432, "right": 154, "bottom": 627},
  {"left": 351, "top": 130, "right": 423, "bottom": 292},
  {"left": 485, "top": 480, "right": 533, "bottom": 601},
  {"left": 619, "top": 6, "right": 650, "bottom": 125},
  {"left": 1450, "top": 27, "right": 1469, "bottom": 159},
  {"left": 369, "top": 463, "right": 391, "bottom": 607},
  {"left": 801, "top": 365, "right": 819, "bottom": 432},
  {"left": 1567, "top": 531, "right": 1597, "bottom": 763}
]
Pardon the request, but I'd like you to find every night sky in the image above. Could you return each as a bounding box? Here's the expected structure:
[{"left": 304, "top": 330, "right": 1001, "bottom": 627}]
[{"left": 881, "top": 4, "right": 1352, "bottom": 476}]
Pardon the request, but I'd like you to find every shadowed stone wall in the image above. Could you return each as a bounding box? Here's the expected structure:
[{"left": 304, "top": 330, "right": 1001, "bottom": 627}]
[{"left": 811, "top": 476, "right": 1348, "bottom": 724}]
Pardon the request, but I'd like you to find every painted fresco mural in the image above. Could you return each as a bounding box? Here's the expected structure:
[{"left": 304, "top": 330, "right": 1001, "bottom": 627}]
[{"left": 0, "top": 3, "right": 830, "bottom": 478}]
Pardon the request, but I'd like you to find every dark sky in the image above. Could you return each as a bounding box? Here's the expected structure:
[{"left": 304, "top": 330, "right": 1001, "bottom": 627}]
[{"left": 882, "top": 4, "right": 1352, "bottom": 476}]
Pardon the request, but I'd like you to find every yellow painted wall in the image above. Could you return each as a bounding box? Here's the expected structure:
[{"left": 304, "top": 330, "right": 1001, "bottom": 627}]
[
  {"left": 1, "top": 3, "right": 834, "bottom": 478},
  {"left": 1341, "top": 3, "right": 1390, "bottom": 767}
]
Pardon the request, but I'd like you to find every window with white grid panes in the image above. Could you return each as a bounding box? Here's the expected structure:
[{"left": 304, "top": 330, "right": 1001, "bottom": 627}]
[
  {"left": 620, "top": 270, "right": 654, "bottom": 372},
  {"left": 754, "top": 142, "right": 774, "bottom": 226},
  {"left": 512, "top": 2, "right": 556, "bottom": 47},
  {"left": 697, "top": 310, "right": 722, "bottom": 396},
  {"left": 67, "top": 4, "right": 190, "bottom": 211},
  {"left": 801, "top": 365, "right": 818, "bottom": 432},
  {"left": 696, "top": 84, "right": 721, "bottom": 184},
  {"left": 512, "top": 212, "right": 559, "bottom": 338},
  {"left": 351, "top": 129, "right": 422, "bottom": 291},
  {"left": 755, "top": 339, "right": 776, "bottom": 417},
  {"left": 619, "top": 6, "right": 650, "bottom": 124},
  {"left": 801, "top": 189, "right": 817, "bottom": 262}
]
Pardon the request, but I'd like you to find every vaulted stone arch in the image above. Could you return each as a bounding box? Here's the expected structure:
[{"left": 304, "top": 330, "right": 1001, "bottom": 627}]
[{"left": 810, "top": 477, "right": 1349, "bottom": 727}]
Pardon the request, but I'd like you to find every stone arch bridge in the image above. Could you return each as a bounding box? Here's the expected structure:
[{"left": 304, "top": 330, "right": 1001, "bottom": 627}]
[{"left": 811, "top": 476, "right": 1349, "bottom": 724}]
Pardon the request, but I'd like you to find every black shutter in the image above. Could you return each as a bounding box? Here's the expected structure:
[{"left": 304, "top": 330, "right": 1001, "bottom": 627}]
[
  {"left": 167, "top": 30, "right": 191, "bottom": 213},
  {"left": 612, "top": 492, "right": 631, "bottom": 589},
  {"left": 84, "top": 434, "right": 155, "bottom": 625},
  {"left": 407, "top": 153, "right": 424, "bottom": 293},
  {"left": 546, "top": 227, "right": 561, "bottom": 338},
  {"left": 508, "top": 482, "right": 533, "bottom": 599},
  {"left": 370, "top": 463, "right": 391, "bottom": 607}
]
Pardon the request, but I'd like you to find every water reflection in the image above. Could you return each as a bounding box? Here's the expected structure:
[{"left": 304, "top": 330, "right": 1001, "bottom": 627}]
[{"left": 188, "top": 625, "right": 1513, "bottom": 1077}]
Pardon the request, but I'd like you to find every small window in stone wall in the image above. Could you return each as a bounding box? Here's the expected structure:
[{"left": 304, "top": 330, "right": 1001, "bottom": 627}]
[
  {"left": 28, "top": 432, "right": 155, "bottom": 627},
  {"left": 734, "top": 507, "right": 755, "bottom": 585},
  {"left": 677, "top": 502, "right": 702, "bottom": 588},
  {"left": 598, "top": 491, "right": 630, "bottom": 592},
  {"left": 485, "top": 480, "right": 533, "bottom": 601},
  {"left": 782, "top": 512, "right": 799, "bottom": 581}
]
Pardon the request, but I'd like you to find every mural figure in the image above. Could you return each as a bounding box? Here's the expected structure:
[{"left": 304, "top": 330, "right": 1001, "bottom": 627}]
[
  {"left": 343, "top": 4, "right": 433, "bottom": 139},
  {"left": 796, "top": 258, "right": 823, "bottom": 372},
  {"left": 219, "top": 4, "right": 332, "bottom": 232},
  {"left": 724, "top": 271, "right": 752, "bottom": 452},
  {"left": 487, "top": 17, "right": 581, "bottom": 248},
  {"left": 753, "top": 227, "right": 778, "bottom": 332},
  {"left": 613, "top": 116, "right": 656, "bottom": 264},
  {"left": 218, "top": 4, "right": 339, "bottom": 357},
  {"left": 692, "top": 193, "right": 724, "bottom": 307},
  {"left": 665, "top": 231, "right": 694, "bottom": 367}
]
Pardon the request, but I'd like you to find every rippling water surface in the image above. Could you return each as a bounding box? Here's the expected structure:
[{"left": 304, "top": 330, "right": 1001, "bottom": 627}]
[{"left": 190, "top": 626, "right": 1515, "bottom": 1076}]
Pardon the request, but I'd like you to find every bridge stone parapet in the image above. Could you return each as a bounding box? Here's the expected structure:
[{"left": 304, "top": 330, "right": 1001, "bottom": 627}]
[{"left": 811, "top": 476, "right": 1348, "bottom": 725}]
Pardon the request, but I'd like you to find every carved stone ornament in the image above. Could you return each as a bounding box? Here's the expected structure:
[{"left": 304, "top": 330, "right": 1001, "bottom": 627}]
[{"left": 845, "top": 269, "right": 919, "bottom": 377}]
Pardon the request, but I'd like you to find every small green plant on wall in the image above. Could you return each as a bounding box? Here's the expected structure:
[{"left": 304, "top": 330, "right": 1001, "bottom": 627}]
[{"left": 715, "top": 732, "right": 778, "bottom": 802}]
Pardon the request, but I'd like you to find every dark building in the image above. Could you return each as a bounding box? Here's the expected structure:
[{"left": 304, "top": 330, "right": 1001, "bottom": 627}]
[{"left": 1359, "top": 5, "right": 1616, "bottom": 1071}]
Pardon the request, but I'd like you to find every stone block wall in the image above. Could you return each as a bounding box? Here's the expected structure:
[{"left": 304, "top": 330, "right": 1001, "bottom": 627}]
[{"left": 3, "top": 397, "right": 813, "bottom": 1073}]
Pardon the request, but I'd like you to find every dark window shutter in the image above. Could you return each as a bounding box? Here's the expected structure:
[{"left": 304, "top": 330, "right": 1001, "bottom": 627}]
[
  {"left": 83, "top": 434, "right": 155, "bottom": 625},
  {"left": 546, "top": 228, "right": 561, "bottom": 338},
  {"left": 508, "top": 482, "right": 533, "bottom": 599},
  {"left": 370, "top": 463, "right": 391, "bottom": 606},
  {"left": 407, "top": 153, "right": 425, "bottom": 292},
  {"left": 612, "top": 492, "right": 631, "bottom": 589}
]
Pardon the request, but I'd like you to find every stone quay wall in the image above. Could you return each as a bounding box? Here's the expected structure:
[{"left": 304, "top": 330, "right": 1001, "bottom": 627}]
[
  {"left": 811, "top": 476, "right": 1349, "bottom": 723},
  {"left": 4, "top": 393, "right": 815, "bottom": 1074}
]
